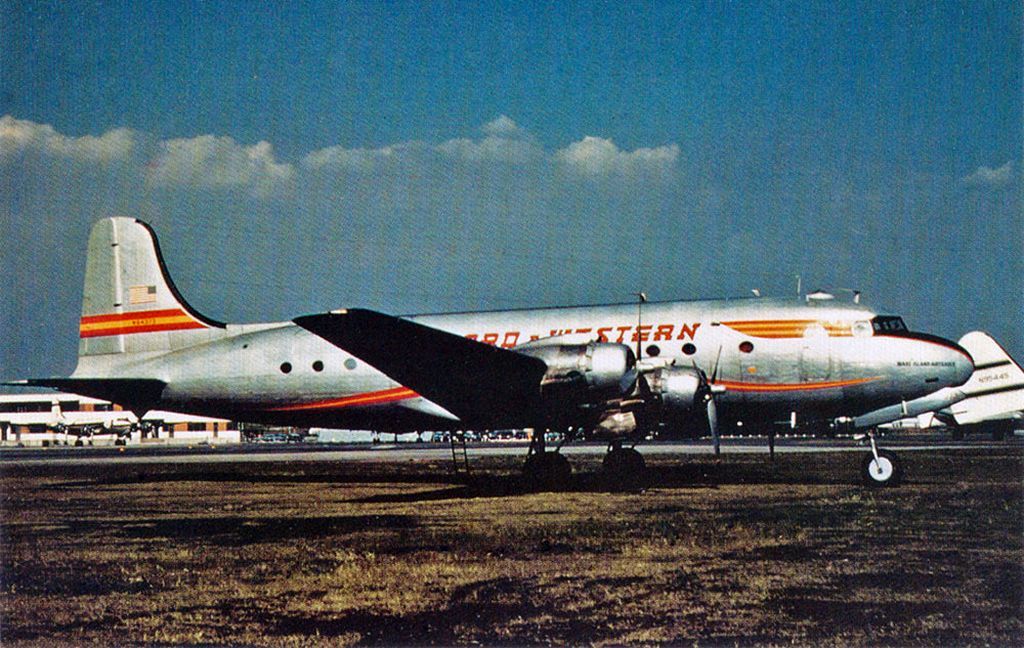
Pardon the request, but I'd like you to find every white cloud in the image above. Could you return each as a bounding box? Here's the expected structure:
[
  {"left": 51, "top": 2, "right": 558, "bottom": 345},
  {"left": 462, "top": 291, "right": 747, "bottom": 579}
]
[
  {"left": 0, "top": 115, "right": 136, "bottom": 162},
  {"left": 437, "top": 115, "right": 541, "bottom": 163},
  {"left": 960, "top": 161, "right": 1016, "bottom": 188},
  {"left": 555, "top": 136, "right": 679, "bottom": 175},
  {"left": 305, "top": 116, "right": 544, "bottom": 168},
  {"left": 302, "top": 144, "right": 399, "bottom": 172},
  {"left": 148, "top": 135, "right": 294, "bottom": 195},
  {"left": 436, "top": 135, "right": 542, "bottom": 163},
  {"left": 481, "top": 115, "right": 529, "bottom": 139}
]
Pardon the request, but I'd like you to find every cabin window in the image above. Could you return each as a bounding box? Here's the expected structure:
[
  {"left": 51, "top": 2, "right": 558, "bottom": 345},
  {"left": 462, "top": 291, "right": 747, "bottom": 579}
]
[
  {"left": 344, "top": 358, "right": 357, "bottom": 370},
  {"left": 312, "top": 360, "right": 324, "bottom": 372},
  {"left": 646, "top": 344, "right": 661, "bottom": 357},
  {"left": 280, "top": 362, "right": 292, "bottom": 374},
  {"left": 682, "top": 343, "right": 697, "bottom": 356},
  {"left": 739, "top": 341, "right": 754, "bottom": 353}
]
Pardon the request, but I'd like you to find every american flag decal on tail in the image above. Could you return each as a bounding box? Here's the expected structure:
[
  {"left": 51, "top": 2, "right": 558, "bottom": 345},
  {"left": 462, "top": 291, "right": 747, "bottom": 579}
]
[{"left": 128, "top": 285, "right": 157, "bottom": 304}]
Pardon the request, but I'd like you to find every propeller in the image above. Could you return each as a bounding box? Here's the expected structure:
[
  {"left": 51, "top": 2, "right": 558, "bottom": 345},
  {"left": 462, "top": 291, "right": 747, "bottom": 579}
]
[
  {"left": 708, "top": 345, "right": 722, "bottom": 455},
  {"left": 706, "top": 391, "right": 720, "bottom": 455},
  {"left": 693, "top": 346, "right": 723, "bottom": 456},
  {"left": 634, "top": 291, "right": 647, "bottom": 362}
]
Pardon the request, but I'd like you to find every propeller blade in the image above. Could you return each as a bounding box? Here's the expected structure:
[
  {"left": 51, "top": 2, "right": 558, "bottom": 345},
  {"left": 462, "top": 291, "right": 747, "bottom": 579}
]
[
  {"left": 707, "top": 395, "right": 720, "bottom": 455},
  {"left": 710, "top": 345, "right": 723, "bottom": 384}
]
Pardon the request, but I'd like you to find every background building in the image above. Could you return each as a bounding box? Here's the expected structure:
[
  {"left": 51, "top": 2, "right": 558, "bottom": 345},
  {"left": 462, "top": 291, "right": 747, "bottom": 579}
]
[{"left": 0, "top": 392, "right": 240, "bottom": 447}]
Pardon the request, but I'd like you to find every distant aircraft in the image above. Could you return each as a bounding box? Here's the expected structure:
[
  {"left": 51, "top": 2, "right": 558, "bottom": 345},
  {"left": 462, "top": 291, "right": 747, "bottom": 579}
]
[
  {"left": 46, "top": 399, "right": 138, "bottom": 446},
  {"left": 9, "top": 218, "right": 974, "bottom": 486},
  {"left": 944, "top": 332, "right": 1023, "bottom": 438}
]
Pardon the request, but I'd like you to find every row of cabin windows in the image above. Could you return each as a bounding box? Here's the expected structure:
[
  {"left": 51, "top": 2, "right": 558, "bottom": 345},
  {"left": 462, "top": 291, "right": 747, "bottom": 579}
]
[
  {"left": 280, "top": 358, "right": 358, "bottom": 374},
  {"left": 275, "top": 342, "right": 760, "bottom": 373},
  {"left": 644, "top": 341, "right": 755, "bottom": 358}
]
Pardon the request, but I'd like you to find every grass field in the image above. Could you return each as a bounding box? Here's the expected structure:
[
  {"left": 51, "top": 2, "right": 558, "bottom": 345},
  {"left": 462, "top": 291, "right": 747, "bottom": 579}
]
[{"left": 1, "top": 448, "right": 1022, "bottom": 646}]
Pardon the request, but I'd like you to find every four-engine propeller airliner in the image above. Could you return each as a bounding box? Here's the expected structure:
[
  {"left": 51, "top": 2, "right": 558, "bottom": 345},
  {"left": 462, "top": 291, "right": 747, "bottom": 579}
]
[{"left": 10, "top": 218, "right": 974, "bottom": 486}]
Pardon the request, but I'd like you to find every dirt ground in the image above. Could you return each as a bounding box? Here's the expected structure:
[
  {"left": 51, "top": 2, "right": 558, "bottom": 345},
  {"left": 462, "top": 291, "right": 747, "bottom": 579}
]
[{"left": 1, "top": 448, "right": 1021, "bottom": 646}]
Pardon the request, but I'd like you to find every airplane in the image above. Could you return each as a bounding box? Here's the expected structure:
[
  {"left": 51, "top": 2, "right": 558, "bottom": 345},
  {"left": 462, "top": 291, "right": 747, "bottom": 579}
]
[
  {"left": 46, "top": 399, "right": 139, "bottom": 446},
  {"left": 8, "top": 217, "right": 974, "bottom": 487},
  {"left": 944, "top": 332, "right": 1023, "bottom": 439}
]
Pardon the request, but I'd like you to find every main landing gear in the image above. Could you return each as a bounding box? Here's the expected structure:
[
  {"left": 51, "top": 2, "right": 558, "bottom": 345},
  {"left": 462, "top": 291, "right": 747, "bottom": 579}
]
[
  {"left": 521, "top": 431, "right": 572, "bottom": 490},
  {"left": 520, "top": 432, "right": 652, "bottom": 492},
  {"left": 603, "top": 441, "right": 648, "bottom": 491},
  {"left": 859, "top": 431, "right": 903, "bottom": 487}
]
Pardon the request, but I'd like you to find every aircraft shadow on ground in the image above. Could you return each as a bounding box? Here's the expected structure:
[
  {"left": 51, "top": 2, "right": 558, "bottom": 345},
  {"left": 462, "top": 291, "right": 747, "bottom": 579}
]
[
  {"left": 49, "top": 514, "right": 419, "bottom": 547},
  {"left": 42, "top": 458, "right": 851, "bottom": 501}
]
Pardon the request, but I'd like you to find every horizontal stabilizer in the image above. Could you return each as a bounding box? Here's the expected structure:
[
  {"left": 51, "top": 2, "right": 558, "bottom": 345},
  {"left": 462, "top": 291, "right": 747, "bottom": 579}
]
[
  {"left": 4, "top": 378, "right": 167, "bottom": 413},
  {"left": 294, "top": 310, "right": 548, "bottom": 425}
]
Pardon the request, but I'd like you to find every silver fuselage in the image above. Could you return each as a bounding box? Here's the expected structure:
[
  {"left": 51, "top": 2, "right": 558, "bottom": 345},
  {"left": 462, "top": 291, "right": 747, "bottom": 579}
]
[{"left": 73, "top": 297, "right": 974, "bottom": 432}]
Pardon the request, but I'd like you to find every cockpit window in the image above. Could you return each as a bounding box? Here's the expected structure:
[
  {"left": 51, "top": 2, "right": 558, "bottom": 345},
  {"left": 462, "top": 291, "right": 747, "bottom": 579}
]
[{"left": 871, "top": 316, "right": 907, "bottom": 333}]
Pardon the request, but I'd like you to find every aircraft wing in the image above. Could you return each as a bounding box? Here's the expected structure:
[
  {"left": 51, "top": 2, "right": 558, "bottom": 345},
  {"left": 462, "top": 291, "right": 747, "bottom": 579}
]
[{"left": 294, "top": 309, "right": 549, "bottom": 426}]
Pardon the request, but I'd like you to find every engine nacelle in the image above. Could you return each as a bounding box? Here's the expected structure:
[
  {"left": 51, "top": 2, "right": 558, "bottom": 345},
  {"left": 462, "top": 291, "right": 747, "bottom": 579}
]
[
  {"left": 646, "top": 366, "right": 709, "bottom": 429},
  {"left": 518, "top": 341, "right": 636, "bottom": 398}
]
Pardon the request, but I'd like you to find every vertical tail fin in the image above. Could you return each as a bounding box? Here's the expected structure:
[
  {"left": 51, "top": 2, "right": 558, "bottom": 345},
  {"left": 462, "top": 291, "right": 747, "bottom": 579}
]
[
  {"left": 949, "top": 332, "right": 1024, "bottom": 424},
  {"left": 78, "top": 217, "right": 224, "bottom": 357}
]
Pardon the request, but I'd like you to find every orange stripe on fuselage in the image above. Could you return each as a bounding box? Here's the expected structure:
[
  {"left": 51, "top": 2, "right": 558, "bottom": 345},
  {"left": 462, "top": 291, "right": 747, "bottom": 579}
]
[
  {"left": 721, "top": 320, "right": 853, "bottom": 338},
  {"left": 267, "top": 387, "right": 419, "bottom": 412},
  {"left": 715, "top": 376, "right": 882, "bottom": 392},
  {"left": 79, "top": 308, "right": 207, "bottom": 338}
]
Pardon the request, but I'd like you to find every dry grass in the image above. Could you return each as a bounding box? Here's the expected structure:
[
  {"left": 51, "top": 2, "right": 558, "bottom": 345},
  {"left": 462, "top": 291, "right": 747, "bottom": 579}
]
[{"left": 1, "top": 448, "right": 1021, "bottom": 646}]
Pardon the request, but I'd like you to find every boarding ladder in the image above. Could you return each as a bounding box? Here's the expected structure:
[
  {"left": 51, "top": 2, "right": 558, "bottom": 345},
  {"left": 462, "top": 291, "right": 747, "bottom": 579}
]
[{"left": 449, "top": 431, "right": 471, "bottom": 476}]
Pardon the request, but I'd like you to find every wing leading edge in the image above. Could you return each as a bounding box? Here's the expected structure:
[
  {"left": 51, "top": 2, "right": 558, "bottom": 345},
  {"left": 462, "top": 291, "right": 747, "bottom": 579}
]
[{"left": 294, "top": 309, "right": 549, "bottom": 427}]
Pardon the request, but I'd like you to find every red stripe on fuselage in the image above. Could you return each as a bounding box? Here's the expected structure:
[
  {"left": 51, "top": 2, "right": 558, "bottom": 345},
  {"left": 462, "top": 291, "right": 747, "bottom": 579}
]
[
  {"left": 715, "top": 376, "right": 882, "bottom": 392},
  {"left": 267, "top": 387, "right": 419, "bottom": 412}
]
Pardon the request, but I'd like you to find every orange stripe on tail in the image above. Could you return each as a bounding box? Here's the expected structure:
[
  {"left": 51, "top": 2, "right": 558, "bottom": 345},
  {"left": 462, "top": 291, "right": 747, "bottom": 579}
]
[{"left": 79, "top": 308, "right": 207, "bottom": 338}]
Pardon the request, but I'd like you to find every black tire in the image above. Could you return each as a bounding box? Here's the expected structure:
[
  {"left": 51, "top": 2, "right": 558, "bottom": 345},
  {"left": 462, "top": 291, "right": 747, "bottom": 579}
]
[
  {"left": 992, "top": 425, "right": 1007, "bottom": 441},
  {"left": 73, "top": 439, "right": 83, "bottom": 447},
  {"left": 861, "top": 449, "right": 902, "bottom": 487},
  {"left": 522, "top": 452, "right": 572, "bottom": 491},
  {"left": 602, "top": 447, "right": 649, "bottom": 491}
]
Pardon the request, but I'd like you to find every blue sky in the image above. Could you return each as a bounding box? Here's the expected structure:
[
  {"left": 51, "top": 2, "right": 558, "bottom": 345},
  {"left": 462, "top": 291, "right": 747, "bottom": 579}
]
[{"left": 1, "top": 0, "right": 1021, "bottom": 379}]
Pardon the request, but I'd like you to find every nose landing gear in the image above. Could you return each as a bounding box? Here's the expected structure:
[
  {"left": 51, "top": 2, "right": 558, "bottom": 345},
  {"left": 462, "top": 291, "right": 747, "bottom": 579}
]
[{"left": 859, "top": 431, "right": 903, "bottom": 487}]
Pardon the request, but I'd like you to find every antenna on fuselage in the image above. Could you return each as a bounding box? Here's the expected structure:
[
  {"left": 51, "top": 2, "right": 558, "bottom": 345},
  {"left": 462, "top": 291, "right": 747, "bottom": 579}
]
[
  {"left": 635, "top": 291, "right": 647, "bottom": 361},
  {"left": 836, "top": 288, "right": 862, "bottom": 304},
  {"left": 795, "top": 275, "right": 802, "bottom": 298}
]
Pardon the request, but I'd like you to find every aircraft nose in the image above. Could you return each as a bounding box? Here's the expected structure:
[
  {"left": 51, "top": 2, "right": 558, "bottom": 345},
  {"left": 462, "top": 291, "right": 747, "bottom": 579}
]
[{"left": 950, "top": 342, "right": 974, "bottom": 386}]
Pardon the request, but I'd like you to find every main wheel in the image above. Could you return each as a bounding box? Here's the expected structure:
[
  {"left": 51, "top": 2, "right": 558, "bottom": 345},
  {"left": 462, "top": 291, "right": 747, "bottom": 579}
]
[
  {"left": 602, "top": 447, "right": 648, "bottom": 491},
  {"left": 861, "top": 450, "right": 902, "bottom": 487},
  {"left": 522, "top": 452, "right": 572, "bottom": 491}
]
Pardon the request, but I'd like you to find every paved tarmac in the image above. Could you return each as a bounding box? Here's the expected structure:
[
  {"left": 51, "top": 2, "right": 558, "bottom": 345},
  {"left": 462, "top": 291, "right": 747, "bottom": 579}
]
[{"left": 1, "top": 434, "right": 1018, "bottom": 467}]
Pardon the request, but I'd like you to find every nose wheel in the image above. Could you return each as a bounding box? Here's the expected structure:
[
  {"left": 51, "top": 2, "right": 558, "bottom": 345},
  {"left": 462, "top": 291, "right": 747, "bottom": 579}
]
[{"left": 860, "top": 432, "right": 902, "bottom": 487}]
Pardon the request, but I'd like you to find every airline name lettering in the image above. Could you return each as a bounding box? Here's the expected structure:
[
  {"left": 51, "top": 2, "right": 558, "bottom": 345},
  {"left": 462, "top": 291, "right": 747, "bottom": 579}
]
[{"left": 465, "top": 323, "right": 701, "bottom": 348}]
